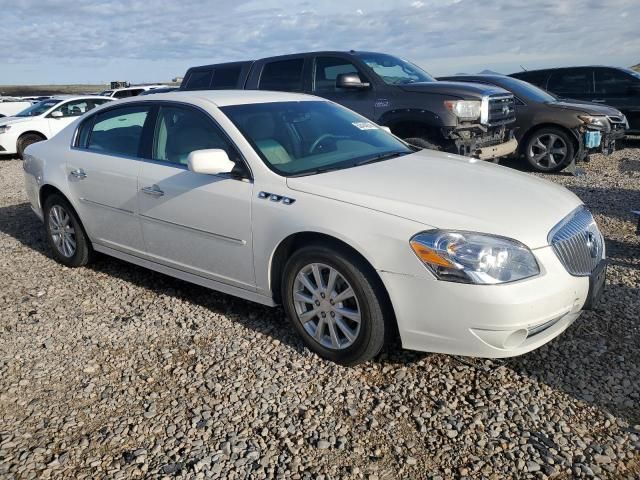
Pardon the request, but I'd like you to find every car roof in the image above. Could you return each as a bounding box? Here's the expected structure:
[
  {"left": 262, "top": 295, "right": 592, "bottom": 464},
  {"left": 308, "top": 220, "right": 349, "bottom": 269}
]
[
  {"left": 44, "top": 95, "right": 115, "bottom": 102},
  {"left": 115, "top": 89, "right": 319, "bottom": 107},
  {"left": 511, "top": 66, "right": 625, "bottom": 75}
]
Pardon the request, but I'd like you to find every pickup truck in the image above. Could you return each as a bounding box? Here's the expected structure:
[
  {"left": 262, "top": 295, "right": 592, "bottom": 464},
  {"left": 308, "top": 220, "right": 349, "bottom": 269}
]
[{"left": 180, "top": 51, "right": 518, "bottom": 160}]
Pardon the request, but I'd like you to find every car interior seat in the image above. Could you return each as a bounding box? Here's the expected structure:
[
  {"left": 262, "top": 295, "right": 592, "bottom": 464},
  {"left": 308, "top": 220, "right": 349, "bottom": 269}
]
[{"left": 244, "top": 114, "right": 292, "bottom": 165}]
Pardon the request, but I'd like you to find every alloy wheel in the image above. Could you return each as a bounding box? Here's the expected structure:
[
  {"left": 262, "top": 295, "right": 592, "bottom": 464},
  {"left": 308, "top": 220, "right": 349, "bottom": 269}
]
[
  {"left": 292, "top": 263, "right": 361, "bottom": 350},
  {"left": 528, "top": 133, "right": 569, "bottom": 169},
  {"left": 48, "top": 205, "right": 76, "bottom": 257}
]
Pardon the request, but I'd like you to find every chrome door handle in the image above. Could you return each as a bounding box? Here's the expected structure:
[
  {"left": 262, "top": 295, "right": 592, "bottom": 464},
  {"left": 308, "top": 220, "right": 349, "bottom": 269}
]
[
  {"left": 592, "top": 99, "right": 606, "bottom": 103},
  {"left": 141, "top": 185, "right": 164, "bottom": 197},
  {"left": 70, "top": 168, "right": 87, "bottom": 179}
]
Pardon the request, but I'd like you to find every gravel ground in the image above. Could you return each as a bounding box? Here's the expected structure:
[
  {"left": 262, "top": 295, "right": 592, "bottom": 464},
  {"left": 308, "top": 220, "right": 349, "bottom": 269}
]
[{"left": 0, "top": 144, "right": 639, "bottom": 479}]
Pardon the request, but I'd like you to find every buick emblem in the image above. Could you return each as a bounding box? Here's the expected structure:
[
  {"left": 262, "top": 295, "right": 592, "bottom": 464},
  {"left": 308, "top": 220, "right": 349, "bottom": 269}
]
[{"left": 586, "top": 231, "right": 598, "bottom": 258}]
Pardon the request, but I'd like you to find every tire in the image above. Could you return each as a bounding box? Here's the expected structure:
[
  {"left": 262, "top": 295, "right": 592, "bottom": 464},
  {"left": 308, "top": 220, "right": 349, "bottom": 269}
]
[
  {"left": 524, "top": 127, "right": 574, "bottom": 172},
  {"left": 43, "top": 194, "right": 92, "bottom": 267},
  {"left": 281, "top": 245, "right": 390, "bottom": 365},
  {"left": 404, "top": 137, "right": 441, "bottom": 151},
  {"left": 17, "top": 133, "right": 45, "bottom": 159}
]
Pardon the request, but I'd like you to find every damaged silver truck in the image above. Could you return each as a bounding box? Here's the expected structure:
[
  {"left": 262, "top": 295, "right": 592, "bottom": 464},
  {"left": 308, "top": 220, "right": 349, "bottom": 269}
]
[{"left": 180, "top": 51, "right": 518, "bottom": 160}]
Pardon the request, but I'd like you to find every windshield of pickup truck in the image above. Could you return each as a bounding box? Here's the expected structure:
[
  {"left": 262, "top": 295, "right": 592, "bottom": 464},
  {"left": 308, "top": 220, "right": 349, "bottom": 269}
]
[
  {"left": 15, "top": 99, "right": 60, "bottom": 117},
  {"left": 221, "top": 101, "right": 412, "bottom": 176},
  {"left": 356, "top": 53, "right": 435, "bottom": 85}
]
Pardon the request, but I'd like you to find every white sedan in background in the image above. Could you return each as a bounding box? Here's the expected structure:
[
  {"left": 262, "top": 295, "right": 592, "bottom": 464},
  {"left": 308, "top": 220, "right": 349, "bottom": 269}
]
[
  {"left": 0, "top": 96, "right": 113, "bottom": 158},
  {"left": 22, "top": 91, "right": 606, "bottom": 365}
]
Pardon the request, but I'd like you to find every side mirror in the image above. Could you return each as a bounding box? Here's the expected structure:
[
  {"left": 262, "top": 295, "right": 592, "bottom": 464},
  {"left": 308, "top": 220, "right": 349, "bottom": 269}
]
[
  {"left": 336, "top": 73, "right": 370, "bottom": 90},
  {"left": 50, "top": 110, "right": 63, "bottom": 118},
  {"left": 187, "top": 149, "right": 236, "bottom": 175}
]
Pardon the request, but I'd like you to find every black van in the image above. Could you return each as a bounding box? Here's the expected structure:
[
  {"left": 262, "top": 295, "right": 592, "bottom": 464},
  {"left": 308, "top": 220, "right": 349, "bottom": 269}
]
[{"left": 510, "top": 66, "right": 640, "bottom": 133}]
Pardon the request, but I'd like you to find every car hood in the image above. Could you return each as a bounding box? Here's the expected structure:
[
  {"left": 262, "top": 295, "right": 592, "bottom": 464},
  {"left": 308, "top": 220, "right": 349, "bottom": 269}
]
[
  {"left": 286, "top": 151, "right": 582, "bottom": 249},
  {"left": 398, "top": 81, "right": 509, "bottom": 99},
  {"left": 0, "top": 116, "right": 35, "bottom": 126},
  {"left": 547, "top": 100, "right": 623, "bottom": 116}
]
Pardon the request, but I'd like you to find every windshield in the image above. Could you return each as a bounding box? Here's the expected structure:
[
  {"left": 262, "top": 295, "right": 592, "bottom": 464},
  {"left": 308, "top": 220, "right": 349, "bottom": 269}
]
[
  {"left": 490, "top": 76, "right": 557, "bottom": 103},
  {"left": 221, "top": 101, "right": 412, "bottom": 177},
  {"left": 99, "top": 90, "right": 114, "bottom": 97},
  {"left": 621, "top": 68, "right": 640, "bottom": 80},
  {"left": 355, "top": 53, "right": 435, "bottom": 85},
  {"left": 15, "top": 99, "right": 60, "bottom": 117}
]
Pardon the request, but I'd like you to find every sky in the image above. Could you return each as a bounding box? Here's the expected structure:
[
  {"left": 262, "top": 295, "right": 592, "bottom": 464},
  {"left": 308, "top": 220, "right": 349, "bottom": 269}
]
[{"left": 1, "top": 0, "right": 639, "bottom": 85}]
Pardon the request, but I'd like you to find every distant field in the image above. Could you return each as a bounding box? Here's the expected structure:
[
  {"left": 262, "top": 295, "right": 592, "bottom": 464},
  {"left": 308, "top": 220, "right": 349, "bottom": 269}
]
[{"left": 0, "top": 83, "right": 179, "bottom": 97}]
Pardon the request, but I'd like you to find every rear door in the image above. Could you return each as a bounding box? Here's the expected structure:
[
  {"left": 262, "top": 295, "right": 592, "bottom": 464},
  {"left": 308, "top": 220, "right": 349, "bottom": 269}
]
[
  {"left": 137, "top": 103, "right": 255, "bottom": 289},
  {"left": 66, "top": 104, "right": 151, "bottom": 253},
  {"left": 311, "top": 55, "right": 376, "bottom": 119},
  {"left": 594, "top": 67, "right": 640, "bottom": 130},
  {"left": 547, "top": 67, "right": 594, "bottom": 102}
]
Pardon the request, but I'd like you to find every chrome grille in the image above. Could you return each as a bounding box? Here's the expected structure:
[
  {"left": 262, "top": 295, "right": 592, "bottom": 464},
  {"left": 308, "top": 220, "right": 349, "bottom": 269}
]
[
  {"left": 487, "top": 94, "right": 516, "bottom": 126},
  {"left": 548, "top": 207, "right": 604, "bottom": 276}
]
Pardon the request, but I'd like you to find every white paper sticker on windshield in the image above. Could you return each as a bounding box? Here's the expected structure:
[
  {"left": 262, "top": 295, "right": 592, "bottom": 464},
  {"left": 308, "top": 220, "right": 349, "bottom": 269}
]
[{"left": 352, "top": 122, "right": 378, "bottom": 131}]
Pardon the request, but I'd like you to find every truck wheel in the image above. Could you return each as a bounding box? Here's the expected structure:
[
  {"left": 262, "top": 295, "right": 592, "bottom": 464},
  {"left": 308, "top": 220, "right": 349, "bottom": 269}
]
[
  {"left": 524, "top": 128, "right": 574, "bottom": 172},
  {"left": 17, "top": 133, "right": 46, "bottom": 159},
  {"left": 281, "top": 245, "right": 389, "bottom": 365},
  {"left": 404, "top": 137, "right": 441, "bottom": 151}
]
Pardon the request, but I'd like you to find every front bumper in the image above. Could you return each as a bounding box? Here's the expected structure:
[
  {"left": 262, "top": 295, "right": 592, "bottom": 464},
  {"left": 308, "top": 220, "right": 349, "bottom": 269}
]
[
  {"left": 0, "top": 133, "right": 18, "bottom": 155},
  {"left": 380, "top": 246, "right": 589, "bottom": 358}
]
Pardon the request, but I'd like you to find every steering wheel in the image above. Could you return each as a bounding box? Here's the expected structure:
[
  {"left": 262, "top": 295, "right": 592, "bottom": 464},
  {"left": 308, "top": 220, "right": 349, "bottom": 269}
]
[{"left": 310, "top": 134, "right": 338, "bottom": 154}]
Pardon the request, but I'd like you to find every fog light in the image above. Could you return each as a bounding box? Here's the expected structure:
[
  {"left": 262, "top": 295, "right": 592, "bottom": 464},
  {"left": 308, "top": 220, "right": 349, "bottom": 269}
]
[{"left": 503, "top": 329, "right": 528, "bottom": 349}]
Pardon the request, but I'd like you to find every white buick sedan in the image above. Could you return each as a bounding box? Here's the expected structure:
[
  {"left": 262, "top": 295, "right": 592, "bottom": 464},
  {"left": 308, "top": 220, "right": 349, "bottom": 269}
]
[{"left": 23, "top": 91, "right": 606, "bottom": 365}]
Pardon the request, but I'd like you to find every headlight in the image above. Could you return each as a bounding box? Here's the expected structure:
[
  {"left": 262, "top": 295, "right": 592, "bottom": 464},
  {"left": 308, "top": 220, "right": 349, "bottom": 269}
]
[
  {"left": 410, "top": 230, "right": 540, "bottom": 284},
  {"left": 578, "top": 115, "right": 609, "bottom": 131},
  {"left": 0, "top": 125, "right": 11, "bottom": 134},
  {"left": 444, "top": 100, "right": 481, "bottom": 120}
]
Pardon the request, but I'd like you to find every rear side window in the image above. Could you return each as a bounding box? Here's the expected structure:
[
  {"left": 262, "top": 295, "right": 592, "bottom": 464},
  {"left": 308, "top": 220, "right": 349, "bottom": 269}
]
[
  {"left": 258, "top": 59, "right": 305, "bottom": 92},
  {"left": 548, "top": 69, "right": 593, "bottom": 94},
  {"left": 152, "top": 105, "right": 239, "bottom": 165},
  {"left": 211, "top": 66, "right": 242, "bottom": 89},
  {"left": 595, "top": 69, "right": 635, "bottom": 95},
  {"left": 86, "top": 106, "right": 151, "bottom": 157},
  {"left": 184, "top": 70, "right": 213, "bottom": 90}
]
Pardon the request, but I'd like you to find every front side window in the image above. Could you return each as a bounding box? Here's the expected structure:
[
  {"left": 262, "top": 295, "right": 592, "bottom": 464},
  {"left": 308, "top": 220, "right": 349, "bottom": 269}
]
[
  {"left": 221, "top": 101, "right": 411, "bottom": 176},
  {"left": 153, "top": 105, "right": 239, "bottom": 165},
  {"left": 51, "top": 99, "right": 91, "bottom": 118},
  {"left": 595, "top": 69, "right": 635, "bottom": 95},
  {"left": 314, "top": 56, "right": 363, "bottom": 92},
  {"left": 258, "top": 59, "right": 305, "bottom": 92},
  {"left": 212, "top": 67, "right": 242, "bottom": 89},
  {"left": 87, "top": 105, "right": 151, "bottom": 157},
  {"left": 355, "top": 53, "right": 434, "bottom": 85},
  {"left": 15, "top": 99, "right": 60, "bottom": 117},
  {"left": 548, "top": 69, "right": 593, "bottom": 94}
]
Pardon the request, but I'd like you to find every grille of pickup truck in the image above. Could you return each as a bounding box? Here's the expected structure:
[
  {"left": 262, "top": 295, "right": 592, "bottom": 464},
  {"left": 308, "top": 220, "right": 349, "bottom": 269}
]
[{"left": 487, "top": 94, "right": 516, "bottom": 126}]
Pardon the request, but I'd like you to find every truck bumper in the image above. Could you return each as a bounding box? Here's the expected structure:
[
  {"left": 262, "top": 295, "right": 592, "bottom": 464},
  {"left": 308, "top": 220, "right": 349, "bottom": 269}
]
[{"left": 474, "top": 138, "right": 518, "bottom": 160}]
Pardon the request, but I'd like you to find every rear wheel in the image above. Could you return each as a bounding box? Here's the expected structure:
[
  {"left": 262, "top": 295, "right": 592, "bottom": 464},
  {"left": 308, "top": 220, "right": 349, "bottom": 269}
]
[
  {"left": 524, "top": 127, "right": 574, "bottom": 172},
  {"left": 43, "top": 194, "right": 92, "bottom": 267},
  {"left": 281, "top": 245, "right": 389, "bottom": 365},
  {"left": 17, "top": 133, "right": 45, "bottom": 159},
  {"left": 404, "top": 137, "right": 441, "bottom": 151}
]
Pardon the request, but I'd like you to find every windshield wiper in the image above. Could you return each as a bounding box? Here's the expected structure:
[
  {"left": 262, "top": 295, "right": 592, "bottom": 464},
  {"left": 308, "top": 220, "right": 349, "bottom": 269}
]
[
  {"left": 287, "top": 165, "right": 345, "bottom": 177},
  {"left": 355, "top": 151, "right": 408, "bottom": 166}
]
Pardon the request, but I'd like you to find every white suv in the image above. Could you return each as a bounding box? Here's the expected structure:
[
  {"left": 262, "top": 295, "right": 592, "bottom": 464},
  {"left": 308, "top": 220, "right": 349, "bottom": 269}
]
[
  {"left": 0, "top": 96, "right": 114, "bottom": 158},
  {"left": 99, "top": 85, "right": 168, "bottom": 99}
]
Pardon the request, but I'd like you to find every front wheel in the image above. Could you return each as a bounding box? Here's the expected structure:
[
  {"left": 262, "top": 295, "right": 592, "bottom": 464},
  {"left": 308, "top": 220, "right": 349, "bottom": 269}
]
[
  {"left": 524, "top": 128, "right": 574, "bottom": 172},
  {"left": 43, "top": 194, "right": 93, "bottom": 267},
  {"left": 281, "top": 245, "right": 390, "bottom": 365}
]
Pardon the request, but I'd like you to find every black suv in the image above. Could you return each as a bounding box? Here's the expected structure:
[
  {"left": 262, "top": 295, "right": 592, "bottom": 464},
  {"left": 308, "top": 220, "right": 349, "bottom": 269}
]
[
  {"left": 510, "top": 66, "right": 640, "bottom": 133},
  {"left": 181, "top": 51, "right": 518, "bottom": 160},
  {"left": 440, "top": 74, "right": 628, "bottom": 172}
]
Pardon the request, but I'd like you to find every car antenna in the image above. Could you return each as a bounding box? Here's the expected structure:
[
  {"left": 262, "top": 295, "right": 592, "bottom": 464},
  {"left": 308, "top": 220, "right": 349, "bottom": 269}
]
[{"left": 519, "top": 64, "right": 528, "bottom": 71}]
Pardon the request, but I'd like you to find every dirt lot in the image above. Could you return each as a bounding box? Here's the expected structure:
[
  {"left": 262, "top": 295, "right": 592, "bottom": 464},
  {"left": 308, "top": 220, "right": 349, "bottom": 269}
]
[{"left": 0, "top": 144, "right": 639, "bottom": 479}]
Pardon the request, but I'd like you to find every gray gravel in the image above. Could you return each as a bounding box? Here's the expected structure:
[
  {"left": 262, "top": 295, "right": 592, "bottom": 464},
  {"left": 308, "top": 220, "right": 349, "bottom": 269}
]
[{"left": 1, "top": 144, "right": 639, "bottom": 479}]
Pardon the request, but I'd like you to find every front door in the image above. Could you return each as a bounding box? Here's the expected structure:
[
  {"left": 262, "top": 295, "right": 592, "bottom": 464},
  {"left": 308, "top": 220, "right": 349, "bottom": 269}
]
[
  {"left": 311, "top": 55, "right": 376, "bottom": 119},
  {"left": 137, "top": 103, "right": 255, "bottom": 289},
  {"left": 66, "top": 104, "right": 151, "bottom": 254}
]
